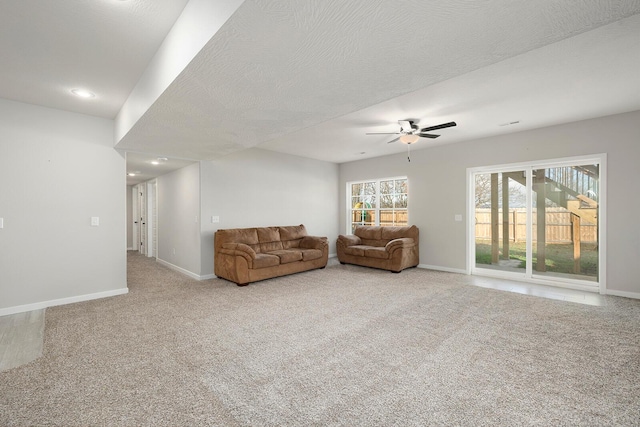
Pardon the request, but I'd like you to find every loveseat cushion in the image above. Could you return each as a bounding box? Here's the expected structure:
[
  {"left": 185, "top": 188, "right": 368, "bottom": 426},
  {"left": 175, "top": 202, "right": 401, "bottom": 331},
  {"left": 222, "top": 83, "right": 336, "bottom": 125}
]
[
  {"left": 381, "top": 225, "right": 419, "bottom": 241},
  {"left": 344, "top": 246, "right": 366, "bottom": 256},
  {"left": 355, "top": 226, "right": 383, "bottom": 246},
  {"left": 364, "top": 247, "right": 389, "bottom": 259},
  {"left": 268, "top": 250, "right": 303, "bottom": 264}
]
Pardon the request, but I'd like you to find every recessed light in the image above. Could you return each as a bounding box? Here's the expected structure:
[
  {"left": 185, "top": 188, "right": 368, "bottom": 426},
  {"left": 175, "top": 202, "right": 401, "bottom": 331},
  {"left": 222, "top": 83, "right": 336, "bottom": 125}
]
[
  {"left": 71, "top": 89, "right": 95, "bottom": 98},
  {"left": 151, "top": 161, "right": 159, "bottom": 165},
  {"left": 128, "top": 173, "right": 136, "bottom": 177}
]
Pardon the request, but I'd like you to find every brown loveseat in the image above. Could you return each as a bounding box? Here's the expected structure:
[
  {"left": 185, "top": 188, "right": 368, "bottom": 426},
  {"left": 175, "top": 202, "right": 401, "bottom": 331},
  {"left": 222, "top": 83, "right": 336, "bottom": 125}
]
[
  {"left": 336, "top": 225, "right": 419, "bottom": 272},
  {"left": 214, "top": 224, "right": 328, "bottom": 285}
]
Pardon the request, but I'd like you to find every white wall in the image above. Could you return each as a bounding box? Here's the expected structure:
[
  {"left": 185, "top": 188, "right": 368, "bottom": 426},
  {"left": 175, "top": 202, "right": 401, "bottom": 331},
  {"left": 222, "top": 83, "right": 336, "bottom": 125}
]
[
  {"left": 156, "top": 162, "right": 202, "bottom": 276},
  {"left": 0, "top": 99, "right": 127, "bottom": 314},
  {"left": 339, "top": 110, "right": 640, "bottom": 296},
  {"left": 200, "top": 148, "right": 339, "bottom": 277}
]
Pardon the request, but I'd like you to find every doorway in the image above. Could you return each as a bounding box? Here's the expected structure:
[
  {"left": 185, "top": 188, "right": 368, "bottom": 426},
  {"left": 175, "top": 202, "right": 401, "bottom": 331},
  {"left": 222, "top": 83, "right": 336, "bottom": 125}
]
[{"left": 468, "top": 155, "right": 606, "bottom": 293}]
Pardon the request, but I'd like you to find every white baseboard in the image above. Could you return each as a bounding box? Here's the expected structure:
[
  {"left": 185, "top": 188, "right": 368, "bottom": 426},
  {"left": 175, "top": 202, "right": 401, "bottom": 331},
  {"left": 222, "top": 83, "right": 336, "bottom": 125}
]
[
  {"left": 605, "top": 289, "right": 640, "bottom": 300},
  {"left": 418, "top": 264, "right": 467, "bottom": 275},
  {"left": 156, "top": 258, "right": 216, "bottom": 281},
  {"left": 0, "top": 287, "right": 129, "bottom": 317},
  {"left": 127, "top": 247, "right": 133, "bottom": 251}
]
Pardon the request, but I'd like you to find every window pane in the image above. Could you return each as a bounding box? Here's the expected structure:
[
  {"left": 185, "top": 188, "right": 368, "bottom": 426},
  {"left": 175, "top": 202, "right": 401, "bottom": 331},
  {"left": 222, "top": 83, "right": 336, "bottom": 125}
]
[
  {"left": 351, "top": 183, "right": 362, "bottom": 196},
  {"left": 395, "top": 179, "right": 407, "bottom": 193},
  {"left": 474, "top": 171, "right": 527, "bottom": 272},
  {"left": 532, "top": 165, "right": 598, "bottom": 281},
  {"left": 395, "top": 194, "right": 408, "bottom": 208},
  {"left": 380, "top": 195, "right": 393, "bottom": 208},
  {"left": 364, "top": 182, "right": 376, "bottom": 196},
  {"left": 379, "top": 210, "right": 394, "bottom": 226},
  {"left": 380, "top": 180, "right": 393, "bottom": 194},
  {"left": 351, "top": 197, "right": 361, "bottom": 208},
  {"left": 380, "top": 210, "right": 407, "bottom": 226}
]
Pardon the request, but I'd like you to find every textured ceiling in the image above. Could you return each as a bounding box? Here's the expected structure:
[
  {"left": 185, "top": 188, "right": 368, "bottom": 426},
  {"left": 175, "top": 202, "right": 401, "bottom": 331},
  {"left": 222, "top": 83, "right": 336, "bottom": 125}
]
[
  {"left": 2, "top": 0, "right": 640, "bottom": 178},
  {"left": 0, "top": 0, "right": 189, "bottom": 118},
  {"left": 115, "top": 0, "right": 640, "bottom": 163}
]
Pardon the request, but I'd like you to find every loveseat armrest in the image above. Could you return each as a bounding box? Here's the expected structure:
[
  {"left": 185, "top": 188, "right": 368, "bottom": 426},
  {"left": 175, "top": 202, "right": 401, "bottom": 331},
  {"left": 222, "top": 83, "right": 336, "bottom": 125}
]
[
  {"left": 337, "top": 234, "right": 362, "bottom": 248},
  {"left": 220, "top": 242, "right": 257, "bottom": 263},
  {"left": 299, "top": 235, "right": 328, "bottom": 250},
  {"left": 385, "top": 238, "right": 415, "bottom": 253}
]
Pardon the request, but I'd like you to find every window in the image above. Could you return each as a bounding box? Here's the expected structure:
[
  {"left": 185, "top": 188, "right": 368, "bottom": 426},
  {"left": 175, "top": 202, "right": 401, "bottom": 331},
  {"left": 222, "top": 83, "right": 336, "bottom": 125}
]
[{"left": 348, "top": 177, "right": 408, "bottom": 232}]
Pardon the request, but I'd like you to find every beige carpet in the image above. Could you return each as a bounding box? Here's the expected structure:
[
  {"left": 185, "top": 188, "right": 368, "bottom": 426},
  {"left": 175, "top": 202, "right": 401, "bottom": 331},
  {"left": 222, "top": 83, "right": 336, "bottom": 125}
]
[{"left": 1, "top": 252, "right": 639, "bottom": 426}]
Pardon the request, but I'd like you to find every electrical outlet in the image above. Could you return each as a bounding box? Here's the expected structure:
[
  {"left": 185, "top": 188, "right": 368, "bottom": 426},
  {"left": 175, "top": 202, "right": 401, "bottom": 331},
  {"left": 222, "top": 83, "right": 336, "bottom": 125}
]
[
  {"left": 211, "top": 216, "right": 220, "bottom": 223},
  {"left": 91, "top": 217, "right": 100, "bottom": 226},
  {"left": 454, "top": 214, "right": 462, "bottom": 222}
]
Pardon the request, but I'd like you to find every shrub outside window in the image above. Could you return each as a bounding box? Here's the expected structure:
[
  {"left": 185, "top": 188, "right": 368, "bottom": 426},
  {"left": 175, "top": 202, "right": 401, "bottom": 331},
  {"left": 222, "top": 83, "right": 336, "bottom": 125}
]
[{"left": 349, "top": 177, "right": 408, "bottom": 232}]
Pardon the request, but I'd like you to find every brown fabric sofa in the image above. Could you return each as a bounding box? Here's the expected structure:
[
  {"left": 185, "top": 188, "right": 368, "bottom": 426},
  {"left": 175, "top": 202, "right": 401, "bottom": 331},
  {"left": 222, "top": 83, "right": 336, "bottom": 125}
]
[
  {"left": 336, "top": 225, "right": 419, "bottom": 272},
  {"left": 214, "top": 224, "right": 328, "bottom": 285}
]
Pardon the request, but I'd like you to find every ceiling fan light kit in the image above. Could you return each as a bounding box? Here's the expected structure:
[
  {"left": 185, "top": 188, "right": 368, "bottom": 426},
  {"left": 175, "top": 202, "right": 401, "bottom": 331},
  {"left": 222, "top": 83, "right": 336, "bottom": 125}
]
[{"left": 399, "top": 134, "right": 419, "bottom": 144}]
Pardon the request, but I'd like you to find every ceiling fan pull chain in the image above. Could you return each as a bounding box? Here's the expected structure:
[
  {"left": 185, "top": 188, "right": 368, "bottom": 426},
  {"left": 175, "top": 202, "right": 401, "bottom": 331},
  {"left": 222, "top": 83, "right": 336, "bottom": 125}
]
[{"left": 407, "top": 143, "right": 411, "bottom": 162}]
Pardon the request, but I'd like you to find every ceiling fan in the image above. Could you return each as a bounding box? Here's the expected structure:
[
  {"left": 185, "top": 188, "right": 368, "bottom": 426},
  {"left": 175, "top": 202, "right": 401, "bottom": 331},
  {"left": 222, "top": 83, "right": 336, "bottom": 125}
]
[{"left": 366, "top": 120, "right": 457, "bottom": 144}]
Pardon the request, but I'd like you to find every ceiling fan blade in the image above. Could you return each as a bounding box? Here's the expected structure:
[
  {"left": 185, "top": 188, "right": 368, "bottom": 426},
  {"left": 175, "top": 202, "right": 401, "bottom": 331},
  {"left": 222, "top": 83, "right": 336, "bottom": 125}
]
[
  {"left": 386, "top": 137, "right": 401, "bottom": 144},
  {"left": 417, "top": 133, "right": 440, "bottom": 139},
  {"left": 366, "top": 132, "right": 401, "bottom": 135},
  {"left": 420, "top": 121, "right": 457, "bottom": 132}
]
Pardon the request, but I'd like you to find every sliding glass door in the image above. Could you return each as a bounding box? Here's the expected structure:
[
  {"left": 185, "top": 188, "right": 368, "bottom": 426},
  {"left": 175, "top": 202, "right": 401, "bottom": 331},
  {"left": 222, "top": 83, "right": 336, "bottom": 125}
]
[{"left": 469, "top": 156, "right": 604, "bottom": 291}]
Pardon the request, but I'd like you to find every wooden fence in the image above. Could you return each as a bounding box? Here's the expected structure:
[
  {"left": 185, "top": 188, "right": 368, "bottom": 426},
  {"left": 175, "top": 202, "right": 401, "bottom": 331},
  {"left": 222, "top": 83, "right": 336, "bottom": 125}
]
[
  {"left": 475, "top": 208, "right": 597, "bottom": 243},
  {"left": 352, "top": 210, "right": 408, "bottom": 226}
]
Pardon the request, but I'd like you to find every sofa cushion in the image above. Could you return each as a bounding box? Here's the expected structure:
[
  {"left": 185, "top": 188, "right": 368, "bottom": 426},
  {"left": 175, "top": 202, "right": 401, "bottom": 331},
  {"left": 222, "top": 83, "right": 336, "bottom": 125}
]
[
  {"left": 253, "top": 253, "right": 280, "bottom": 269},
  {"left": 216, "top": 227, "right": 261, "bottom": 253},
  {"left": 257, "top": 227, "right": 283, "bottom": 252},
  {"left": 268, "top": 250, "right": 303, "bottom": 264},
  {"left": 280, "top": 224, "right": 307, "bottom": 248},
  {"left": 300, "top": 248, "right": 323, "bottom": 261},
  {"left": 223, "top": 228, "right": 259, "bottom": 245}
]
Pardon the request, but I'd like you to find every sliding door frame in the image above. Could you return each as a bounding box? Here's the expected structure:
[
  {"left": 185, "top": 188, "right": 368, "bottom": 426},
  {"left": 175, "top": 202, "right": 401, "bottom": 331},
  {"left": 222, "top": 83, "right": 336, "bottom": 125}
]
[{"left": 466, "top": 154, "right": 607, "bottom": 294}]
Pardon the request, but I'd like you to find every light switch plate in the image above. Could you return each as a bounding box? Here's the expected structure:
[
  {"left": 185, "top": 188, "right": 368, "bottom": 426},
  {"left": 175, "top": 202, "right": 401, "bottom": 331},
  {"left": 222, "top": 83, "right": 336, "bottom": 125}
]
[
  {"left": 0, "top": 217, "right": 3, "bottom": 229},
  {"left": 91, "top": 217, "right": 99, "bottom": 226}
]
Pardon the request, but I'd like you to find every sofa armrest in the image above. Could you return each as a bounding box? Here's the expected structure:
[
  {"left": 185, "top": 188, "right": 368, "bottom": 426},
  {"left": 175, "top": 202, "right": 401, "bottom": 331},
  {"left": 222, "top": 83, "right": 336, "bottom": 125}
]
[
  {"left": 385, "top": 238, "right": 415, "bottom": 253},
  {"left": 220, "top": 242, "right": 256, "bottom": 263},
  {"left": 299, "top": 236, "right": 328, "bottom": 250},
  {"left": 337, "top": 234, "right": 362, "bottom": 248}
]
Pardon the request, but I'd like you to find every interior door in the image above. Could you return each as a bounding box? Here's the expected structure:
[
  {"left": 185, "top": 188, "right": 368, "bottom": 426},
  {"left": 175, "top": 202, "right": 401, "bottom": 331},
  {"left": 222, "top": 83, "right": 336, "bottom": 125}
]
[{"left": 138, "top": 184, "right": 147, "bottom": 255}]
